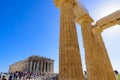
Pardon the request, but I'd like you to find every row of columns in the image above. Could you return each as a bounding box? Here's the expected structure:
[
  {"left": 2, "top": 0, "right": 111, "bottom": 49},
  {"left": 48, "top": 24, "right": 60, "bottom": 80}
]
[
  {"left": 29, "top": 60, "right": 54, "bottom": 73},
  {"left": 75, "top": 9, "right": 116, "bottom": 80},
  {"left": 76, "top": 12, "right": 116, "bottom": 80},
  {"left": 54, "top": 0, "right": 116, "bottom": 80}
]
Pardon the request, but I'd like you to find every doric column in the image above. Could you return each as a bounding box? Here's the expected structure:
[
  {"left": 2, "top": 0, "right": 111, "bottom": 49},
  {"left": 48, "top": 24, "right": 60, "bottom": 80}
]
[
  {"left": 41, "top": 61, "right": 44, "bottom": 72},
  {"left": 46, "top": 62, "right": 48, "bottom": 72},
  {"left": 39, "top": 61, "right": 41, "bottom": 71},
  {"left": 51, "top": 63, "right": 54, "bottom": 73},
  {"left": 45, "top": 62, "right": 47, "bottom": 72},
  {"left": 93, "top": 27, "right": 116, "bottom": 80},
  {"left": 43, "top": 61, "right": 45, "bottom": 72},
  {"left": 31, "top": 61, "right": 34, "bottom": 71},
  {"left": 50, "top": 63, "right": 52, "bottom": 73},
  {"left": 49, "top": 63, "right": 51, "bottom": 73},
  {"left": 41, "top": 61, "right": 43, "bottom": 72},
  {"left": 44, "top": 61, "right": 46, "bottom": 72},
  {"left": 29, "top": 60, "right": 33, "bottom": 71},
  {"left": 33, "top": 61, "right": 36, "bottom": 71},
  {"left": 40, "top": 60, "right": 43, "bottom": 71},
  {"left": 76, "top": 15, "right": 107, "bottom": 80},
  {"left": 36, "top": 61, "right": 40, "bottom": 71},
  {"left": 32, "top": 61, "right": 35, "bottom": 71},
  {"left": 54, "top": 0, "right": 84, "bottom": 80},
  {"left": 46, "top": 62, "right": 47, "bottom": 72}
]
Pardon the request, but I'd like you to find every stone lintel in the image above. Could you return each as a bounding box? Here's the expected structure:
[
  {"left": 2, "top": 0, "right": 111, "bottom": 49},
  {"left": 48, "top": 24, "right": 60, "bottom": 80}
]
[
  {"left": 73, "top": 1, "right": 89, "bottom": 19},
  {"left": 94, "top": 10, "right": 120, "bottom": 30}
]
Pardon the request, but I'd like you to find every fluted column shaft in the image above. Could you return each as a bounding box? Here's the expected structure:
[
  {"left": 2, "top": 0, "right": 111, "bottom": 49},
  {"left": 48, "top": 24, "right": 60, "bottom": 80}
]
[
  {"left": 29, "top": 60, "right": 33, "bottom": 71},
  {"left": 41, "top": 61, "right": 43, "bottom": 72},
  {"left": 51, "top": 63, "right": 54, "bottom": 73},
  {"left": 49, "top": 63, "right": 51, "bottom": 73},
  {"left": 50, "top": 63, "right": 52, "bottom": 73},
  {"left": 49, "top": 63, "right": 52, "bottom": 73},
  {"left": 44, "top": 62, "right": 46, "bottom": 72},
  {"left": 79, "top": 19, "right": 106, "bottom": 80},
  {"left": 45, "top": 62, "right": 47, "bottom": 72},
  {"left": 33, "top": 61, "right": 36, "bottom": 71},
  {"left": 39, "top": 61, "right": 41, "bottom": 71},
  {"left": 93, "top": 28, "right": 116, "bottom": 80},
  {"left": 59, "top": 1, "right": 84, "bottom": 80},
  {"left": 36, "top": 61, "right": 39, "bottom": 71},
  {"left": 42, "top": 62, "right": 44, "bottom": 72},
  {"left": 46, "top": 62, "right": 49, "bottom": 72}
]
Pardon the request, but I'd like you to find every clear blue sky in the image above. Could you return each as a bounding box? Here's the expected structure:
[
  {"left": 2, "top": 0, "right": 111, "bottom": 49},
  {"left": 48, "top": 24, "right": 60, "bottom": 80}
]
[{"left": 0, "top": 0, "right": 120, "bottom": 73}]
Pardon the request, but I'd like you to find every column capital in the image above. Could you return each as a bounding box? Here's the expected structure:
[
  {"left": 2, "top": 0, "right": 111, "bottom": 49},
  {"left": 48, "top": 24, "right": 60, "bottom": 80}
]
[
  {"left": 76, "top": 14, "right": 94, "bottom": 24},
  {"left": 54, "top": 0, "right": 77, "bottom": 8},
  {"left": 93, "top": 27, "right": 103, "bottom": 34}
]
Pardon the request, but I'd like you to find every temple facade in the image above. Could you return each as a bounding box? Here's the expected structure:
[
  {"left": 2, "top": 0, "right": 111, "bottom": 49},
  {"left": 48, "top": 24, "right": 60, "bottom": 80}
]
[{"left": 9, "top": 55, "right": 54, "bottom": 74}]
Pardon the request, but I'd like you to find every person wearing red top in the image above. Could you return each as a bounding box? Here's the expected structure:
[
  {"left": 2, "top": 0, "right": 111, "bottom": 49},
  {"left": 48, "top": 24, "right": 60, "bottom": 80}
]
[{"left": 2, "top": 75, "right": 6, "bottom": 80}]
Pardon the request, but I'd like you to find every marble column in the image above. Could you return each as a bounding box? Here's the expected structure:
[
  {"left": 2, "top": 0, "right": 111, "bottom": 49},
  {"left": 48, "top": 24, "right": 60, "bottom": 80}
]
[
  {"left": 50, "top": 63, "right": 52, "bottom": 73},
  {"left": 33, "top": 61, "right": 36, "bottom": 71},
  {"left": 54, "top": 0, "right": 84, "bottom": 80},
  {"left": 46, "top": 62, "right": 48, "bottom": 72},
  {"left": 29, "top": 60, "right": 33, "bottom": 71},
  {"left": 32, "top": 61, "right": 34, "bottom": 71},
  {"left": 42, "top": 61, "right": 45, "bottom": 72},
  {"left": 36, "top": 61, "right": 39, "bottom": 71},
  {"left": 39, "top": 61, "right": 41, "bottom": 71},
  {"left": 43, "top": 61, "right": 46, "bottom": 72},
  {"left": 31, "top": 61, "right": 34, "bottom": 71},
  {"left": 93, "top": 27, "right": 116, "bottom": 80},
  {"left": 49, "top": 63, "right": 51, "bottom": 73},
  {"left": 45, "top": 62, "right": 47, "bottom": 72},
  {"left": 77, "top": 15, "right": 107, "bottom": 80},
  {"left": 40, "top": 61, "right": 42, "bottom": 72},
  {"left": 51, "top": 63, "right": 54, "bottom": 73}
]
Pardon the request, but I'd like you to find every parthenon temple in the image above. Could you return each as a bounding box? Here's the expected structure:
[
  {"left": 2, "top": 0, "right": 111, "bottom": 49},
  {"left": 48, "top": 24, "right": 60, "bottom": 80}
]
[
  {"left": 53, "top": 0, "right": 120, "bottom": 80},
  {"left": 9, "top": 56, "right": 54, "bottom": 74}
]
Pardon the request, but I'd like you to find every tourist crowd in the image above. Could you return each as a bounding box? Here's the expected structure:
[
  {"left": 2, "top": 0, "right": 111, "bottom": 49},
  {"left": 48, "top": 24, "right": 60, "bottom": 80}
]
[
  {"left": 0, "top": 71, "right": 58, "bottom": 80},
  {"left": 1, "top": 70, "right": 120, "bottom": 80}
]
